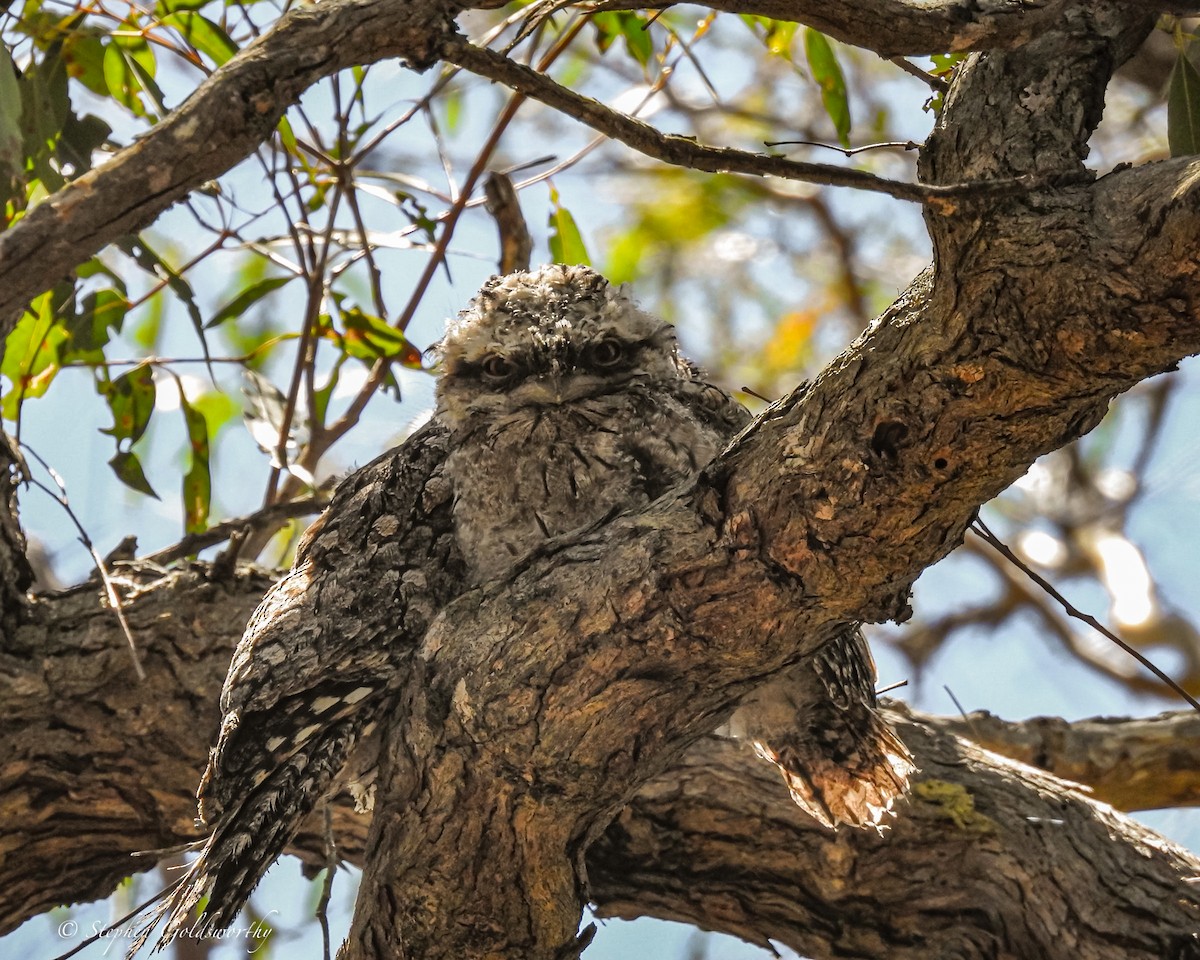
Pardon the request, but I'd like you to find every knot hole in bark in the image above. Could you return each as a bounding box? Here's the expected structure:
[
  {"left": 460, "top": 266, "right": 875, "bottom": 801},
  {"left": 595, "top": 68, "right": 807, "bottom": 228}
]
[{"left": 870, "top": 419, "right": 910, "bottom": 462}]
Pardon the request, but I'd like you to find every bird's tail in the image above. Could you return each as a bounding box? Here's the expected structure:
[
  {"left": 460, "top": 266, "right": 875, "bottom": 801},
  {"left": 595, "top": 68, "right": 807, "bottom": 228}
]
[
  {"left": 751, "top": 703, "right": 914, "bottom": 830},
  {"left": 127, "top": 722, "right": 359, "bottom": 956},
  {"left": 733, "top": 627, "right": 916, "bottom": 830}
]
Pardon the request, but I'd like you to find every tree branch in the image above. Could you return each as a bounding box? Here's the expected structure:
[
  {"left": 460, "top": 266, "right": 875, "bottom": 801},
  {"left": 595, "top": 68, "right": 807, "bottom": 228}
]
[
  {"left": 591, "top": 719, "right": 1200, "bottom": 960},
  {"left": 0, "top": 0, "right": 464, "bottom": 333},
  {"left": 0, "top": 432, "right": 32, "bottom": 636},
  {"left": 334, "top": 146, "right": 1200, "bottom": 956},
  {"left": 588, "top": 0, "right": 1196, "bottom": 57},
  {"left": 443, "top": 36, "right": 1062, "bottom": 207},
  {"left": 939, "top": 708, "right": 1200, "bottom": 811},
  {"left": 4, "top": 568, "right": 1200, "bottom": 958}
]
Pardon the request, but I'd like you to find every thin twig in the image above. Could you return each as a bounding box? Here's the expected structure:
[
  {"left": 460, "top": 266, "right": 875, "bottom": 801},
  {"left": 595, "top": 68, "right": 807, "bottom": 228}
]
[
  {"left": 888, "top": 55, "right": 948, "bottom": 90},
  {"left": 20, "top": 444, "right": 146, "bottom": 681},
  {"left": 764, "top": 138, "right": 919, "bottom": 157},
  {"left": 318, "top": 803, "right": 337, "bottom": 960},
  {"left": 140, "top": 497, "right": 326, "bottom": 566},
  {"left": 740, "top": 385, "right": 774, "bottom": 404},
  {"left": 972, "top": 517, "right": 1200, "bottom": 714},
  {"left": 942, "top": 684, "right": 982, "bottom": 743},
  {"left": 46, "top": 876, "right": 187, "bottom": 960},
  {"left": 445, "top": 37, "right": 1083, "bottom": 208}
]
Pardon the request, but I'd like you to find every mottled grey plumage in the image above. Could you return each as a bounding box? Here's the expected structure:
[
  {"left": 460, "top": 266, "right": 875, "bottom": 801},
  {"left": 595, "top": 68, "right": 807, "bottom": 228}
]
[
  {"left": 436, "top": 266, "right": 745, "bottom": 584},
  {"left": 142, "top": 264, "right": 911, "bottom": 953},
  {"left": 138, "top": 420, "right": 464, "bottom": 953},
  {"left": 437, "top": 265, "right": 913, "bottom": 827}
]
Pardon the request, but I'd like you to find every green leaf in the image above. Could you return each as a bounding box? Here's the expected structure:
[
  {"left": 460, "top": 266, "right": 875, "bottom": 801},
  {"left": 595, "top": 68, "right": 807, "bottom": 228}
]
[
  {"left": 64, "top": 33, "right": 110, "bottom": 98},
  {"left": 108, "top": 450, "right": 159, "bottom": 499},
  {"left": 396, "top": 192, "right": 436, "bottom": 243},
  {"left": 206, "top": 275, "right": 295, "bottom": 328},
  {"left": 77, "top": 257, "right": 129, "bottom": 298},
  {"left": 120, "top": 40, "right": 165, "bottom": 116},
  {"left": 740, "top": 15, "right": 797, "bottom": 60},
  {"left": 100, "top": 362, "right": 156, "bottom": 444},
  {"left": 277, "top": 115, "right": 298, "bottom": 154},
  {"left": 441, "top": 85, "right": 462, "bottom": 134},
  {"left": 1, "top": 290, "right": 68, "bottom": 420},
  {"left": 58, "top": 111, "right": 113, "bottom": 174},
  {"left": 804, "top": 29, "right": 851, "bottom": 150},
  {"left": 19, "top": 51, "right": 70, "bottom": 195},
  {"left": 592, "top": 12, "right": 620, "bottom": 54},
  {"left": 0, "top": 44, "right": 23, "bottom": 179},
  {"left": 178, "top": 386, "right": 211, "bottom": 534},
  {"left": 591, "top": 12, "right": 653, "bottom": 67},
  {"left": 1169, "top": 52, "right": 1200, "bottom": 157},
  {"left": 929, "top": 52, "right": 966, "bottom": 77},
  {"left": 116, "top": 236, "right": 212, "bottom": 373},
  {"left": 337, "top": 306, "right": 423, "bottom": 365},
  {"left": 154, "top": 0, "right": 215, "bottom": 16},
  {"left": 190, "top": 389, "right": 239, "bottom": 445},
  {"left": 63, "top": 287, "right": 129, "bottom": 361},
  {"left": 102, "top": 42, "right": 145, "bottom": 116},
  {"left": 618, "top": 13, "right": 653, "bottom": 68},
  {"left": 312, "top": 357, "right": 343, "bottom": 429},
  {"left": 162, "top": 13, "right": 238, "bottom": 67},
  {"left": 547, "top": 187, "right": 591, "bottom": 266}
]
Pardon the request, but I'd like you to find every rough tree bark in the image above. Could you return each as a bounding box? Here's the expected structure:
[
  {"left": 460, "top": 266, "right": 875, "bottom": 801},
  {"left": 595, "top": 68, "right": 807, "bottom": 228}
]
[
  {"left": 3, "top": 571, "right": 1199, "bottom": 958},
  {"left": 0, "top": 431, "right": 32, "bottom": 637},
  {"left": 3, "top": 1, "right": 1200, "bottom": 959}
]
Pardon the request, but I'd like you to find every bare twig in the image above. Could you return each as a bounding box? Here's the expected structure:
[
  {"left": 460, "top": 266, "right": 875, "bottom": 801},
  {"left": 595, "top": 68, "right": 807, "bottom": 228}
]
[
  {"left": 484, "top": 172, "right": 533, "bottom": 273},
  {"left": 140, "top": 497, "right": 326, "bottom": 566},
  {"left": 972, "top": 517, "right": 1200, "bottom": 714},
  {"left": 763, "top": 138, "right": 919, "bottom": 156},
  {"left": 318, "top": 803, "right": 337, "bottom": 960},
  {"left": 19, "top": 444, "right": 145, "bottom": 680},
  {"left": 887, "top": 55, "right": 948, "bottom": 89},
  {"left": 444, "top": 37, "right": 1079, "bottom": 207}
]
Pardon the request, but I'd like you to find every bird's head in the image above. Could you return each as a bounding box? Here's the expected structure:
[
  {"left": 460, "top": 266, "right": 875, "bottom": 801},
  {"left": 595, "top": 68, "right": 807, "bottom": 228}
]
[{"left": 434, "top": 264, "right": 683, "bottom": 427}]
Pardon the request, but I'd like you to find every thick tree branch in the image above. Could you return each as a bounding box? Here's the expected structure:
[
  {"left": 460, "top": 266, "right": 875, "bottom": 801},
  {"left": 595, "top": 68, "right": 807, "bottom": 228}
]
[
  {"left": 590, "top": 0, "right": 1196, "bottom": 57},
  {"left": 592, "top": 718, "right": 1200, "bottom": 960},
  {"left": 921, "top": 5, "right": 1153, "bottom": 189},
  {"left": 4, "top": 568, "right": 1200, "bottom": 958},
  {"left": 334, "top": 147, "right": 1200, "bottom": 956},
  {"left": 941, "top": 709, "right": 1200, "bottom": 811},
  {"left": 443, "top": 36, "right": 1064, "bottom": 207},
  {"left": 0, "top": 565, "right": 265, "bottom": 933}
]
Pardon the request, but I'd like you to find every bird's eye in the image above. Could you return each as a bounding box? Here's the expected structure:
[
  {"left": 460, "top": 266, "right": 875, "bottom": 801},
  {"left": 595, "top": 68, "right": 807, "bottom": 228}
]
[
  {"left": 481, "top": 354, "right": 516, "bottom": 381},
  {"left": 588, "top": 338, "right": 624, "bottom": 369}
]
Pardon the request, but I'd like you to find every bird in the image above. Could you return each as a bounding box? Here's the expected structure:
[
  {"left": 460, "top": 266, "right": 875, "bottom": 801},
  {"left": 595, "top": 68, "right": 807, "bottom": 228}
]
[
  {"left": 435, "top": 264, "right": 914, "bottom": 828},
  {"left": 140, "top": 263, "right": 912, "bottom": 952}
]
